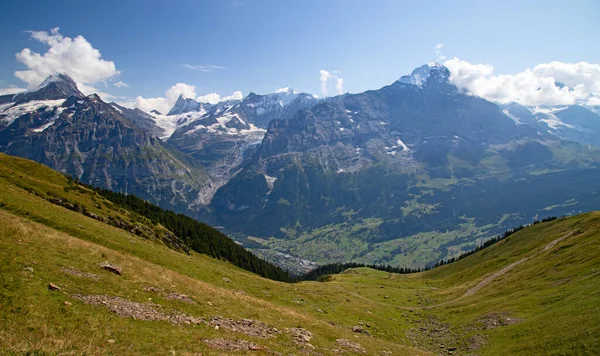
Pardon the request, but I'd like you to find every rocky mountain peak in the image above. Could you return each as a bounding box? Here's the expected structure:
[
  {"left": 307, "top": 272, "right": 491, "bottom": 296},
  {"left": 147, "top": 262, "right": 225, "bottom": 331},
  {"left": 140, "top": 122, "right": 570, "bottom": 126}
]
[
  {"left": 12, "top": 73, "right": 84, "bottom": 104},
  {"left": 398, "top": 63, "right": 450, "bottom": 86},
  {"left": 167, "top": 95, "right": 202, "bottom": 116}
]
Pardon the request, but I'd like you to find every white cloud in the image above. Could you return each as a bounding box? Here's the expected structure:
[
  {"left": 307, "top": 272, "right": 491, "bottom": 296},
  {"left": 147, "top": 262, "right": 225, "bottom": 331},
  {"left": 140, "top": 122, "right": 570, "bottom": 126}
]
[
  {"left": 197, "top": 90, "right": 243, "bottom": 104},
  {"left": 134, "top": 83, "right": 243, "bottom": 113},
  {"left": 182, "top": 64, "right": 226, "bottom": 73},
  {"left": 336, "top": 78, "right": 344, "bottom": 94},
  {"left": 114, "top": 81, "right": 129, "bottom": 88},
  {"left": 436, "top": 43, "right": 446, "bottom": 62},
  {"left": 320, "top": 70, "right": 331, "bottom": 96},
  {"left": 77, "top": 83, "right": 116, "bottom": 101},
  {"left": 135, "top": 83, "right": 197, "bottom": 114},
  {"left": 320, "top": 69, "right": 344, "bottom": 97},
  {"left": 14, "top": 27, "right": 120, "bottom": 95},
  {"left": 0, "top": 87, "right": 27, "bottom": 95},
  {"left": 275, "top": 87, "right": 292, "bottom": 93},
  {"left": 444, "top": 58, "right": 600, "bottom": 106},
  {"left": 588, "top": 96, "right": 600, "bottom": 106}
]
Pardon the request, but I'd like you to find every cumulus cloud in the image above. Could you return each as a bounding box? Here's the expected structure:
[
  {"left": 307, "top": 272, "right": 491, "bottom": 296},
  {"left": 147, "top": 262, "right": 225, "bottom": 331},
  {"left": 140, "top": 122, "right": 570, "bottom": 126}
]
[
  {"left": 134, "top": 83, "right": 243, "bottom": 113},
  {"left": 444, "top": 58, "right": 600, "bottom": 106},
  {"left": 320, "top": 69, "right": 344, "bottom": 96},
  {"left": 182, "top": 64, "right": 226, "bottom": 73},
  {"left": 14, "top": 27, "right": 120, "bottom": 98},
  {"left": 134, "top": 83, "right": 197, "bottom": 114},
  {"left": 197, "top": 91, "right": 243, "bottom": 104}
]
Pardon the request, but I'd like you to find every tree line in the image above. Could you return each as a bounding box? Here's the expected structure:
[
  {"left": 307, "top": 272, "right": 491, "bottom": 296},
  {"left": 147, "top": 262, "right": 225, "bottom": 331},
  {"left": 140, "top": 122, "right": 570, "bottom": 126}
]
[{"left": 70, "top": 177, "right": 292, "bottom": 282}]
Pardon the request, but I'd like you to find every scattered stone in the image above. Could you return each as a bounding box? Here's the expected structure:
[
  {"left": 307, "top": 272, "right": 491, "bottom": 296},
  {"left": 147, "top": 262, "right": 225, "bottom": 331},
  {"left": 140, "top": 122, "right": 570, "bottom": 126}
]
[
  {"left": 166, "top": 292, "right": 196, "bottom": 304},
  {"left": 207, "top": 301, "right": 214, "bottom": 306},
  {"left": 107, "top": 339, "right": 115, "bottom": 344},
  {"left": 61, "top": 267, "right": 100, "bottom": 280},
  {"left": 469, "top": 334, "right": 487, "bottom": 351},
  {"left": 222, "top": 277, "right": 232, "bottom": 283},
  {"left": 209, "top": 316, "right": 279, "bottom": 338},
  {"left": 352, "top": 325, "right": 370, "bottom": 335},
  {"left": 336, "top": 339, "right": 366, "bottom": 354},
  {"left": 143, "top": 286, "right": 161, "bottom": 293},
  {"left": 289, "top": 327, "right": 313, "bottom": 344},
  {"left": 48, "top": 283, "right": 61, "bottom": 291},
  {"left": 73, "top": 294, "right": 204, "bottom": 325},
  {"left": 477, "top": 313, "right": 523, "bottom": 330},
  {"left": 64, "top": 301, "right": 72, "bottom": 306},
  {"left": 23, "top": 267, "right": 34, "bottom": 273},
  {"left": 98, "top": 261, "right": 122, "bottom": 275},
  {"left": 203, "top": 338, "right": 261, "bottom": 352}
]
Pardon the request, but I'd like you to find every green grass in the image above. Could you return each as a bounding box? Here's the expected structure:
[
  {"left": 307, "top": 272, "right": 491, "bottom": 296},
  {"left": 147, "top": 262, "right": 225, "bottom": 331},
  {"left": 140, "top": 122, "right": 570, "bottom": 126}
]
[{"left": 0, "top": 153, "right": 599, "bottom": 355}]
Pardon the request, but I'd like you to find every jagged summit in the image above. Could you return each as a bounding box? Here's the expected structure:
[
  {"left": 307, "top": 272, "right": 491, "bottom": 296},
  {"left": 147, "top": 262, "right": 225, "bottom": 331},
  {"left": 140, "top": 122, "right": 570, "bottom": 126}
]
[
  {"left": 166, "top": 94, "right": 214, "bottom": 116},
  {"left": 398, "top": 63, "right": 450, "bottom": 86},
  {"left": 11, "top": 73, "right": 84, "bottom": 104}
]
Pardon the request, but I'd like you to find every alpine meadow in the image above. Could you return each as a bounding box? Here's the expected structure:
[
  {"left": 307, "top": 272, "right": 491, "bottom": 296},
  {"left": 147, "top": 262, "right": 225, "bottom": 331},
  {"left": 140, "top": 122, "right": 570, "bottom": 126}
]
[{"left": 1, "top": 1, "right": 599, "bottom": 355}]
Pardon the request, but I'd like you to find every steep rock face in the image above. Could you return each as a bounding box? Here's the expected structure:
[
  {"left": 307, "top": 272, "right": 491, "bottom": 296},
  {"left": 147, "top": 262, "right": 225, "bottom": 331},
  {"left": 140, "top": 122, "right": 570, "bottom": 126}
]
[
  {"left": 237, "top": 90, "right": 319, "bottom": 128},
  {"left": 209, "top": 64, "right": 600, "bottom": 266},
  {"left": 0, "top": 75, "right": 215, "bottom": 214},
  {"left": 110, "top": 103, "right": 166, "bottom": 137},
  {"left": 166, "top": 90, "right": 318, "bottom": 198},
  {"left": 167, "top": 95, "right": 211, "bottom": 116}
]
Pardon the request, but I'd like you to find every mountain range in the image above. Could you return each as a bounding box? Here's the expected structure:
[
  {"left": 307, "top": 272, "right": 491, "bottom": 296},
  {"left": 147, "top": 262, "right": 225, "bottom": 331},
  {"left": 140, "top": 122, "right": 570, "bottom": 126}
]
[{"left": 1, "top": 63, "right": 600, "bottom": 269}]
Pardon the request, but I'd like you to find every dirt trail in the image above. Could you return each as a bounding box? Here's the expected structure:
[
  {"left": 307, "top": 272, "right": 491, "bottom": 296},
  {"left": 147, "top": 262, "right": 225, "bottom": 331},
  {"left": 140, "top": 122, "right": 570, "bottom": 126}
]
[
  {"left": 542, "top": 231, "right": 573, "bottom": 252},
  {"left": 341, "top": 231, "right": 575, "bottom": 310},
  {"left": 462, "top": 258, "right": 529, "bottom": 298},
  {"left": 432, "top": 231, "right": 574, "bottom": 307}
]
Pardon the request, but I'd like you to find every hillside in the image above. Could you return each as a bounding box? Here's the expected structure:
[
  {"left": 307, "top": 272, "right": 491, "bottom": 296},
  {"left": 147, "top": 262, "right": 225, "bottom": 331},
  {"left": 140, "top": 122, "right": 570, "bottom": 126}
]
[{"left": 0, "top": 154, "right": 598, "bottom": 355}]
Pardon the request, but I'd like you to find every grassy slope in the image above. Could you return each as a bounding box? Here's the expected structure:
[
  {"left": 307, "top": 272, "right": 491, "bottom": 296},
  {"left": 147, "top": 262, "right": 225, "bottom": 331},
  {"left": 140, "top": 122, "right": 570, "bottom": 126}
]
[{"left": 0, "top": 153, "right": 598, "bottom": 355}]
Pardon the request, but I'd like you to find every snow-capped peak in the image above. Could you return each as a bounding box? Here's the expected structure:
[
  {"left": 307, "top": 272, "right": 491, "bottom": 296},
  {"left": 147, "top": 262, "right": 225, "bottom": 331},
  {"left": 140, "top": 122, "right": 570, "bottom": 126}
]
[
  {"left": 38, "top": 74, "right": 70, "bottom": 89},
  {"left": 398, "top": 63, "right": 449, "bottom": 86}
]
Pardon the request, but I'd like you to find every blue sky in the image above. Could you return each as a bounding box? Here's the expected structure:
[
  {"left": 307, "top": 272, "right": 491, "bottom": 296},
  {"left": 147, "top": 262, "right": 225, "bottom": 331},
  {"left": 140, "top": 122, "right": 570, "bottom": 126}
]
[{"left": 0, "top": 0, "right": 599, "bottom": 111}]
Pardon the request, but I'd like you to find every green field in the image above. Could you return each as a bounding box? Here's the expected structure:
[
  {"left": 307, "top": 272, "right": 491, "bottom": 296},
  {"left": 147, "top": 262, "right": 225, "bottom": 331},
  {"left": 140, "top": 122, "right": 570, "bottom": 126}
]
[{"left": 0, "top": 153, "right": 598, "bottom": 355}]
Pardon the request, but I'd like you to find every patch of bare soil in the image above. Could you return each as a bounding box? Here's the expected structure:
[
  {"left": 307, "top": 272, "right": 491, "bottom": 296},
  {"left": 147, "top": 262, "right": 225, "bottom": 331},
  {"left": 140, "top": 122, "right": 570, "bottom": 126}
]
[
  {"left": 203, "top": 338, "right": 263, "bottom": 351},
  {"left": 73, "top": 294, "right": 205, "bottom": 325},
  {"left": 61, "top": 266, "right": 99, "bottom": 280},
  {"left": 209, "top": 316, "right": 280, "bottom": 338}
]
